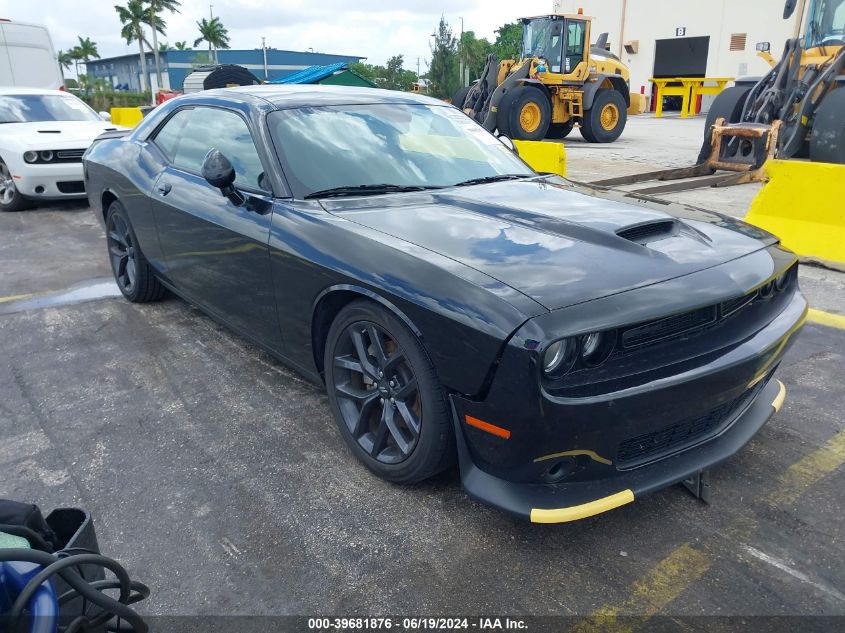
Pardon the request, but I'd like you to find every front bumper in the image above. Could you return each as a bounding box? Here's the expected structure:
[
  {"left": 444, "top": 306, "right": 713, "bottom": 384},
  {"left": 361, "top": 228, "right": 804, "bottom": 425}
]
[
  {"left": 12, "top": 163, "right": 86, "bottom": 199},
  {"left": 453, "top": 379, "right": 785, "bottom": 522},
  {"left": 450, "top": 285, "right": 806, "bottom": 523}
]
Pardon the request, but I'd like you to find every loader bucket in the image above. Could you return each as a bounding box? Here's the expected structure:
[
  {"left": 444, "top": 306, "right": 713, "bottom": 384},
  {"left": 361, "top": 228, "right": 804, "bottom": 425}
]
[
  {"left": 745, "top": 160, "right": 845, "bottom": 270},
  {"left": 514, "top": 140, "right": 567, "bottom": 177}
]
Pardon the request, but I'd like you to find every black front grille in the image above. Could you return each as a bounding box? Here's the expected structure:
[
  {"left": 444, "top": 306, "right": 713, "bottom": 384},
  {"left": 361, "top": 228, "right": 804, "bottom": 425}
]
[
  {"left": 617, "top": 380, "right": 767, "bottom": 466},
  {"left": 55, "top": 149, "right": 85, "bottom": 162},
  {"left": 57, "top": 181, "right": 85, "bottom": 194},
  {"left": 622, "top": 305, "right": 718, "bottom": 349}
]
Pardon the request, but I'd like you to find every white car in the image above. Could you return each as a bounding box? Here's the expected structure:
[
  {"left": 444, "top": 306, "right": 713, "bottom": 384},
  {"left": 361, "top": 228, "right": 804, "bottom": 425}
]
[{"left": 0, "top": 88, "right": 123, "bottom": 211}]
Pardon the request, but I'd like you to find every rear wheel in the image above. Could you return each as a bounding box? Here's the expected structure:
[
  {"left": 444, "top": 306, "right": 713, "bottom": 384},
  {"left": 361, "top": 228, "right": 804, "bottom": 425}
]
[
  {"left": 697, "top": 86, "right": 751, "bottom": 163},
  {"left": 106, "top": 201, "right": 166, "bottom": 303},
  {"left": 324, "top": 300, "right": 455, "bottom": 484},
  {"left": 810, "top": 87, "right": 845, "bottom": 164},
  {"left": 501, "top": 86, "right": 552, "bottom": 141},
  {"left": 0, "top": 161, "right": 32, "bottom": 212},
  {"left": 546, "top": 119, "right": 575, "bottom": 140},
  {"left": 580, "top": 90, "right": 627, "bottom": 143}
]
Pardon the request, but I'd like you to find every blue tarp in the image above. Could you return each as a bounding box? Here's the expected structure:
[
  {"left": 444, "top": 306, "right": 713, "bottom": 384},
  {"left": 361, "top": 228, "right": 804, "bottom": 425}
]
[{"left": 270, "top": 62, "right": 348, "bottom": 84}]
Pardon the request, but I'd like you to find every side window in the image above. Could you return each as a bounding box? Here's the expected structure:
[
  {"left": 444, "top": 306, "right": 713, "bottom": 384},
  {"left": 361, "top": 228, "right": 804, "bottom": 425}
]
[
  {"left": 155, "top": 107, "right": 268, "bottom": 192},
  {"left": 565, "top": 21, "right": 586, "bottom": 74}
]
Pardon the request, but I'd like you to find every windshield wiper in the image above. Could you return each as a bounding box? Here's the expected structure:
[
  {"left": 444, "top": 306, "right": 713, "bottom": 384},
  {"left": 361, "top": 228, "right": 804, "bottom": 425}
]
[
  {"left": 304, "top": 183, "right": 440, "bottom": 199},
  {"left": 451, "top": 174, "right": 528, "bottom": 187}
]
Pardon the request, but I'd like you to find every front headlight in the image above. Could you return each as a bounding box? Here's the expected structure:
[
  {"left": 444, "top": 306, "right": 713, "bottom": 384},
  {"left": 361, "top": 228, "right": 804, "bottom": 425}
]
[
  {"left": 580, "top": 331, "right": 615, "bottom": 367},
  {"left": 39, "top": 150, "right": 54, "bottom": 162},
  {"left": 23, "top": 151, "right": 38, "bottom": 163},
  {"left": 543, "top": 338, "right": 575, "bottom": 376}
]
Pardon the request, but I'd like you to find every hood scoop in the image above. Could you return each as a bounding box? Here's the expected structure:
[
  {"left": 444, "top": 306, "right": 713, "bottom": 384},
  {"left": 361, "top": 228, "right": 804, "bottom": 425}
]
[
  {"left": 37, "top": 130, "right": 61, "bottom": 133},
  {"left": 616, "top": 219, "right": 679, "bottom": 244}
]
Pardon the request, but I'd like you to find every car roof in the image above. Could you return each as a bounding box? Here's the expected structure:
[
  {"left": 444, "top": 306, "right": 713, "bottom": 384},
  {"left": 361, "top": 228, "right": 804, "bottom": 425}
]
[
  {"left": 0, "top": 87, "right": 76, "bottom": 97},
  {"left": 198, "top": 84, "right": 448, "bottom": 109}
]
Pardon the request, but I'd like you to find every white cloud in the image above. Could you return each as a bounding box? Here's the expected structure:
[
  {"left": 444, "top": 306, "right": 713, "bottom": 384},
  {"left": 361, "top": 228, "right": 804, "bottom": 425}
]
[{"left": 1, "top": 0, "right": 552, "bottom": 70}]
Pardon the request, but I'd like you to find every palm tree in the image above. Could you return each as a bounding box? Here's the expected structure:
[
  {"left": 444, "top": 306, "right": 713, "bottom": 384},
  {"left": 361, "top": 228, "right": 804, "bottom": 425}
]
[
  {"left": 69, "top": 46, "right": 85, "bottom": 82},
  {"left": 146, "top": 0, "right": 180, "bottom": 90},
  {"left": 115, "top": 0, "right": 163, "bottom": 92},
  {"left": 194, "top": 17, "right": 230, "bottom": 64},
  {"left": 75, "top": 36, "right": 100, "bottom": 76},
  {"left": 172, "top": 41, "right": 188, "bottom": 50},
  {"left": 57, "top": 50, "right": 74, "bottom": 77}
]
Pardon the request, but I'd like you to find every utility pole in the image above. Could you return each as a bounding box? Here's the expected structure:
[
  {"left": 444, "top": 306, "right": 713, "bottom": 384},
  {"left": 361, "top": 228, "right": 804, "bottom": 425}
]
[
  {"left": 262, "top": 36, "right": 268, "bottom": 80},
  {"left": 459, "top": 16, "right": 465, "bottom": 88}
]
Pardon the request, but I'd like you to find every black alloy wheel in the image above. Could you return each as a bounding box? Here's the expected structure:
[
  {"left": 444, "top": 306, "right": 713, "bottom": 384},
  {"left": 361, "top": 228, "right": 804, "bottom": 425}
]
[
  {"left": 324, "top": 300, "right": 454, "bottom": 483},
  {"left": 332, "top": 321, "right": 422, "bottom": 464},
  {"left": 107, "top": 211, "right": 138, "bottom": 295},
  {"left": 105, "top": 201, "right": 165, "bottom": 303}
]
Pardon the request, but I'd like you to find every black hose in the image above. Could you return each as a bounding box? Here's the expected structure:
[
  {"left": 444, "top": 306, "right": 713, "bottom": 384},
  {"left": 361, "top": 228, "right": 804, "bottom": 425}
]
[{"left": 0, "top": 548, "right": 148, "bottom": 633}]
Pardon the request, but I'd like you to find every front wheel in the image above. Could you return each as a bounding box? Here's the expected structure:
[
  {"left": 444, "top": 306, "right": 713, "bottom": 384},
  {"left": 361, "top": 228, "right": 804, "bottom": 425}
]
[
  {"left": 105, "top": 201, "right": 166, "bottom": 303},
  {"left": 580, "top": 89, "right": 627, "bottom": 143},
  {"left": 324, "top": 300, "right": 455, "bottom": 484},
  {"left": 500, "top": 86, "right": 552, "bottom": 141},
  {"left": 0, "top": 161, "right": 32, "bottom": 212},
  {"left": 810, "top": 87, "right": 845, "bottom": 164}
]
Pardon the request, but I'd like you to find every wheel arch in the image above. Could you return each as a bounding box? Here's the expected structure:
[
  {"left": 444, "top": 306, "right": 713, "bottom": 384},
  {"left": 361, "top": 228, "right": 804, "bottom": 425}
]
[
  {"left": 101, "top": 189, "right": 119, "bottom": 223},
  {"left": 311, "top": 284, "right": 423, "bottom": 381},
  {"left": 583, "top": 75, "right": 630, "bottom": 110}
]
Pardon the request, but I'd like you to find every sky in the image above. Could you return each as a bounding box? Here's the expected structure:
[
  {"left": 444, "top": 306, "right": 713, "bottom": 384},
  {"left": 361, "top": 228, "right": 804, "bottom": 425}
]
[{"left": 0, "top": 0, "right": 554, "bottom": 74}]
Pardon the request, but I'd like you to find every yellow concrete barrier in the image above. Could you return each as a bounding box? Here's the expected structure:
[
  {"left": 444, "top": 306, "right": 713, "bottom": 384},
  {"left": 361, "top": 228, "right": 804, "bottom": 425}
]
[
  {"left": 514, "top": 140, "right": 567, "bottom": 177},
  {"left": 628, "top": 92, "right": 648, "bottom": 115},
  {"left": 110, "top": 107, "right": 143, "bottom": 128},
  {"left": 745, "top": 160, "right": 845, "bottom": 269}
]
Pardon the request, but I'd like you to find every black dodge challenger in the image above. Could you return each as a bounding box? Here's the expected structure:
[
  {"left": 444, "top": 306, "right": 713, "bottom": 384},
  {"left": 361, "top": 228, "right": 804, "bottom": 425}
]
[{"left": 83, "top": 86, "right": 806, "bottom": 523}]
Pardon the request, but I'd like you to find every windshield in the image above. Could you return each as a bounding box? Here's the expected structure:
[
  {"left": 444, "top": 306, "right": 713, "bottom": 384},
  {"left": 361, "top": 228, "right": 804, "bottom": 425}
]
[
  {"left": 804, "top": 0, "right": 845, "bottom": 47},
  {"left": 267, "top": 103, "right": 534, "bottom": 199},
  {"left": 0, "top": 95, "right": 102, "bottom": 124},
  {"left": 522, "top": 18, "right": 564, "bottom": 72}
]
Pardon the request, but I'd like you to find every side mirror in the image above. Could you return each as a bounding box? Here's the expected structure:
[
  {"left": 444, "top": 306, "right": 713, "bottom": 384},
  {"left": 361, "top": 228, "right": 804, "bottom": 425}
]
[
  {"left": 202, "top": 149, "right": 245, "bottom": 206},
  {"left": 496, "top": 134, "right": 517, "bottom": 154},
  {"left": 99, "top": 111, "right": 112, "bottom": 122},
  {"left": 783, "top": 0, "right": 797, "bottom": 19}
]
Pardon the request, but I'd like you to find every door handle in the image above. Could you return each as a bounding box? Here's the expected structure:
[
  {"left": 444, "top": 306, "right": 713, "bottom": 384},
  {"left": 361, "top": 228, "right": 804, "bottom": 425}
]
[{"left": 156, "top": 182, "right": 172, "bottom": 196}]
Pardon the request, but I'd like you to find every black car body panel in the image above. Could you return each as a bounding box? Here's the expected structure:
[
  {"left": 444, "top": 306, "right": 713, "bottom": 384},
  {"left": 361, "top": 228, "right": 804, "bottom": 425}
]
[{"left": 83, "top": 85, "right": 806, "bottom": 521}]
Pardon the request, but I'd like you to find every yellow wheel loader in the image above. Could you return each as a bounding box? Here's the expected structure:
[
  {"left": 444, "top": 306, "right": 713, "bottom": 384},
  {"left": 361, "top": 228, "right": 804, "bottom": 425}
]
[
  {"left": 454, "top": 13, "right": 631, "bottom": 143},
  {"left": 592, "top": 0, "right": 845, "bottom": 194}
]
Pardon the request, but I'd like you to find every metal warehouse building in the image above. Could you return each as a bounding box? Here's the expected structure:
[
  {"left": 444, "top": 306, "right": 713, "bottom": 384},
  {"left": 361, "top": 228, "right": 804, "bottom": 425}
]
[
  {"left": 553, "top": 0, "right": 803, "bottom": 102},
  {"left": 86, "top": 48, "right": 366, "bottom": 92}
]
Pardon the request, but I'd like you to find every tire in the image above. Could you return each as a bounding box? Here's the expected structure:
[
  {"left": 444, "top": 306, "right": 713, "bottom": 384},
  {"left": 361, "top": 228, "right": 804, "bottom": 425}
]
[
  {"left": 105, "top": 201, "right": 166, "bottom": 303},
  {"left": 452, "top": 86, "right": 471, "bottom": 110},
  {"left": 580, "top": 89, "right": 627, "bottom": 143},
  {"left": 0, "top": 160, "right": 32, "bottom": 212},
  {"left": 809, "top": 87, "right": 845, "bottom": 165},
  {"left": 324, "top": 300, "right": 455, "bottom": 484},
  {"left": 697, "top": 86, "right": 750, "bottom": 163},
  {"left": 500, "top": 86, "right": 552, "bottom": 141},
  {"left": 546, "top": 120, "right": 575, "bottom": 140}
]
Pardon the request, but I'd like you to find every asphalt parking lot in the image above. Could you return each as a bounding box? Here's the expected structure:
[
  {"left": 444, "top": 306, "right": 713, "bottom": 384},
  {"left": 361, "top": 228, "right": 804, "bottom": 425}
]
[{"left": 2, "top": 114, "right": 845, "bottom": 626}]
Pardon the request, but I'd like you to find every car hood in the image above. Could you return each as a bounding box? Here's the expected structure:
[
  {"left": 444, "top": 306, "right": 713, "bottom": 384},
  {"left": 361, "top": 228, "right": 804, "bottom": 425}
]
[
  {"left": 0, "top": 121, "right": 122, "bottom": 148},
  {"left": 322, "top": 177, "right": 778, "bottom": 311}
]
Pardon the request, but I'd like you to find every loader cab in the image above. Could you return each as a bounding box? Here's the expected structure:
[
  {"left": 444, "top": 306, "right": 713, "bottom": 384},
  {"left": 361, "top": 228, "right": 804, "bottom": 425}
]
[
  {"left": 521, "top": 15, "right": 591, "bottom": 81},
  {"left": 801, "top": 0, "right": 845, "bottom": 48}
]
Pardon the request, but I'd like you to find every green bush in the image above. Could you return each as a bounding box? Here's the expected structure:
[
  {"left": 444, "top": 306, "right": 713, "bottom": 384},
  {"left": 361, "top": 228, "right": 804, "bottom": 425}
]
[{"left": 81, "top": 92, "right": 152, "bottom": 112}]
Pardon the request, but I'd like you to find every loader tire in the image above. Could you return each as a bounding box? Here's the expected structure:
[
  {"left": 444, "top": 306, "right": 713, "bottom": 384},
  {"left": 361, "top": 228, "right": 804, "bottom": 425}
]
[
  {"left": 809, "top": 87, "right": 845, "bottom": 165},
  {"left": 697, "top": 86, "right": 750, "bottom": 163},
  {"left": 500, "top": 86, "right": 551, "bottom": 141},
  {"left": 452, "top": 86, "right": 471, "bottom": 111},
  {"left": 580, "top": 89, "right": 627, "bottom": 143}
]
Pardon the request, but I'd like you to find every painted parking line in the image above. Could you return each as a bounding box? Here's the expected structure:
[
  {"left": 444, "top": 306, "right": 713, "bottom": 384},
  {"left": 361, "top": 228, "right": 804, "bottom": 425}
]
[
  {"left": 807, "top": 308, "right": 845, "bottom": 330},
  {"left": 0, "top": 292, "right": 34, "bottom": 304},
  {"left": 569, "top": 418, "right": 845, "bottom": 629},
  {"left": 568, "top": 544, "right": 711, "bottom": 633},
  {"left": 0, "top": 278, "right": 120, "bottom": 315}
]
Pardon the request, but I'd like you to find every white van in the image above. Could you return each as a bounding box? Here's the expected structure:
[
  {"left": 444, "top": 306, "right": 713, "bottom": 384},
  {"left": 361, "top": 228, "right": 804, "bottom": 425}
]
[{"left": 0, "top": 20, "right": 63, "bottom": 90}]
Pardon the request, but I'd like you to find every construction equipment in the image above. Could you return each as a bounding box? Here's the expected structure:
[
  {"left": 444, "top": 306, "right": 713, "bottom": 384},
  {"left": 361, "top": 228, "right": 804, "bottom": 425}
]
[
  {"left": 454, "top": 12, "right": 631, "bottom": 142},
  {"left": 591, "top": 0, "right": 845, "bottom": 194}
]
